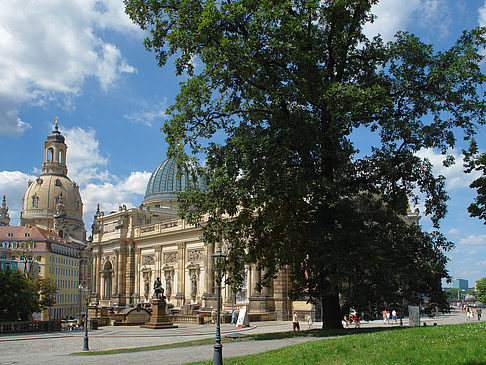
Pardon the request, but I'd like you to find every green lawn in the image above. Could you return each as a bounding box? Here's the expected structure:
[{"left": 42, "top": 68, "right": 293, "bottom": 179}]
[{"left": 191, "top": 322, "right": 486, "bottom": 365}]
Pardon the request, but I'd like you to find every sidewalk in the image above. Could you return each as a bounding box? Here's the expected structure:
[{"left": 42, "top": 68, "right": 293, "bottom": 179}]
[{"left": 0, "top": 308, "right": 478, "bottom": 364}]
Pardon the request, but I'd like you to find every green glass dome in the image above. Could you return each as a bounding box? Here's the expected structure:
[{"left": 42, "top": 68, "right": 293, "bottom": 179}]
[{"left": 143, "top": 157, "right": 206, "bottom": 203}]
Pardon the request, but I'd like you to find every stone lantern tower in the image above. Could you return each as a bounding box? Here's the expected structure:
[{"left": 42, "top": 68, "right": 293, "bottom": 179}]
[{"left": 21, "top": 118, "right": 86, "bottom": 243}]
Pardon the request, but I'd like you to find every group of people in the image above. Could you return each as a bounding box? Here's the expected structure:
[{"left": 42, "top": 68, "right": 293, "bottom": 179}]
[
  {"left": 291, "top": 311, "right": 313, "bottom": 331},
  {"left": 382, "top": 309, "right": 398, "bottom": 324},
  {"left": 344, "top": 310, "right": 360, "bottom": 328},
  {"left": 465, "top": 307, "right": 482, "bottom": 321}
]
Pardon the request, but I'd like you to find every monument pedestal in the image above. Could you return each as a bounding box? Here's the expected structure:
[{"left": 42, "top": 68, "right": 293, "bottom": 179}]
[{"left": 141, "top": 299, "right": 177, "bottom": 329}]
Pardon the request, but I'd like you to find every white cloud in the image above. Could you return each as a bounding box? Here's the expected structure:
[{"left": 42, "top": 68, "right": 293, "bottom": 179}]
[
  {"left": 62, "top": 127, "right": 110, "bottom": 185},
  {"left": 123, "top": 100, "right": 168, "bottom": 127},
  {"left": 459, "top": 234, "right": 486, "bottom": 246},
  {"left": 364, "top": 0, "right": 449, "bottom": 41},
  {"left": 479, "top": 1, "right": 486, "bottom": 27},
  {"left": 0, "top": 0, "right": 141, "bottom": 135},
  {"left": 364, "top": 0, "right": 421, "bottom": 41},
  {"left": 415, "top": 149, "right": 481, "bottom": 190},
  {"left": 0, "top": 171, "right": 37, "bottom": 224},
  {"left": 448, "top": 228, "right": 461, "bottom": 236},
  {"left": 475, "top": 260, "right": 486, "bottom": 267},
  {"left": 81, "top": 171, "right": 151, "bottom": 225}
]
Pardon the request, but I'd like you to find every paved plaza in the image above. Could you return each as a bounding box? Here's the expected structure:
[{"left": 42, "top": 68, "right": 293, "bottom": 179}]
[{"left": 0, "top": 308, "right": 478, "bottom": 364}]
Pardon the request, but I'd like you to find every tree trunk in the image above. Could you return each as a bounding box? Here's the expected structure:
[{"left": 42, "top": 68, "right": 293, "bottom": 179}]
[{"left": 321, "top": 292, "right": 343, "bottom": 329}]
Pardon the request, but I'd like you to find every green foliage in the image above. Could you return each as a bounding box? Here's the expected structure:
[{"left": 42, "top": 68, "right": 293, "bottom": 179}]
[
  {"left": 34, "top": 277, "right": 57, "bottom": 310},
  {"left": 125, "top": 0, "right": 486, "bottom": 328},
  {"left": 0, "top": 271, "right": 57, "bottom": 321},
  {"left": 0, "top": 270, "right": 40, "bottom": 321},
  {"left": 476, "top": 277, "right": 486, "bottom": 304},
  {"left": 464, "top": 142, "right": 486, "bottom": 223}
]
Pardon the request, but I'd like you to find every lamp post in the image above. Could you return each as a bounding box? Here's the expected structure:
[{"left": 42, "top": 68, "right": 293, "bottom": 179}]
[
  {"left": 81, "top": 286, "right": 91, "bottom": 351},
  {"left": 212, "top": 247, "right": 227, "bottom": 365}
]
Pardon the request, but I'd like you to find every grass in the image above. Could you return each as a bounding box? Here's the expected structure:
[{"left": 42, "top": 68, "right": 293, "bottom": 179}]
[{"left": 190, "top": 322, "right": 486, "bottom": 365}]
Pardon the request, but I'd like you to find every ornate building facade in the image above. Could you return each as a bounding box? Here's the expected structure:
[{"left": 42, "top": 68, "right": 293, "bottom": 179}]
[{"left": 90, "top": 158, "right": 294, "bottom": 320}]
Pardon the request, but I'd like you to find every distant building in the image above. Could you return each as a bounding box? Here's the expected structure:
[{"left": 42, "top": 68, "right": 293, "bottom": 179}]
[
  {"left": 0, "top": 226, "right": 81, "bottom": 320},
  {"left": 0, "top": 119, "right": 90, "bottom": 320},
  {"left": 453, "top": 278, "right": 468, "bottom": 290}
]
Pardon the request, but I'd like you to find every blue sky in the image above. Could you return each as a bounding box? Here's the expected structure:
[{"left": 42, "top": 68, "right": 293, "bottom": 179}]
[{"left": 0, "top": 0, "right": 485, "bottom": 286}]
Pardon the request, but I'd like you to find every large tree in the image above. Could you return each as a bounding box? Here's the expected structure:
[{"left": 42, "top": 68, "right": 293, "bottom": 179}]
[
  {"left": 476, "top": 277, "right": 486, "bottom": 304},
  {"left": 0, "top": 271, "right": 57, "bottom": 322},
  {"left": 125, "top": 0, "right": 486, "bottom": 328}
]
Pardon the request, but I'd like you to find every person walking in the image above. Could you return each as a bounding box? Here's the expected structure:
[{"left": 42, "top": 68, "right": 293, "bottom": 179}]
[
  {"left": 386, "top": 310, "right": 391, "bottom": 324},
  {"left": 391, "top": 309, "right": 398, "bottom": 324},
  {"left": 307, "top": 314, "right": 313, "bottom": 330},
  {"left": 292, "top": 311, "right": 300, "bottom": 331},
  {"left": 231, "top": 309, "right": 237, "bottom": 324},
  {"left": 476, "top": 308, "right": 482, "bottom": 321},
  {"left": 382, "top": 310, "right": 388, "bottom": 324}
]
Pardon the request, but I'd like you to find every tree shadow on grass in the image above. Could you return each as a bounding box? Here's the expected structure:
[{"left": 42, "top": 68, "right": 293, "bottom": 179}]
[{"left": 247, "top": 326, "right": 407, "bottom": 341}]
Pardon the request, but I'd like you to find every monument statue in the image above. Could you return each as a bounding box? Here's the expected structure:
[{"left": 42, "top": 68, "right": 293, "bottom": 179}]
[
  {"left": 153, "top": 277, "right": 165, "bottom": 301},
  {"left": 190, "top": 272, "right": 198, "bottom": 298}
]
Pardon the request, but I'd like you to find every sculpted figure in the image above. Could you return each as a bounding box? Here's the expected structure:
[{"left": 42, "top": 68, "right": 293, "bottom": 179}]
[
  {"left": 153, "top": 277, "right": 165, "bottom": 301},
  {"left": 191, "top": 273, "right": 198, "bottom": 297}
]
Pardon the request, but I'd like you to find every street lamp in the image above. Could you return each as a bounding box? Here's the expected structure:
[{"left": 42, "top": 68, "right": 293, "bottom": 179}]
[
  {"left": 80, "top": 285, "right": 91, "bottom": 351},
  {"left": 212, "top": 247, "right": 227, "bottom": 365}
]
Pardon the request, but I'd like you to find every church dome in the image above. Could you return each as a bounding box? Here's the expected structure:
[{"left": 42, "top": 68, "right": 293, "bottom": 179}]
[
  {"left": 143, "top": 157, "right": 206, "bottom": 203},
  {"left": 22, "top": 175, "right": 83, "bottom": 223}
]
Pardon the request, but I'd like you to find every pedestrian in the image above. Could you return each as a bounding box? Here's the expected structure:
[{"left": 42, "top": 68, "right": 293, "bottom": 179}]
[
  {"left": 231, "top": 309, "right": 237, "bottom": 324},
  {"left": 386, "top": 310, "right": 391, "bottom": 324},
  {"left": 343, "top": 315, "right": 349, "bottom": 328},
  {"left": 211, "top": 307, "right": 216, "bottom": 324},
  {"left": 382, "top": 310, "right": 387, "bottom": 324},
  {"left": 292, "top": 311, "right": 300, "bottom": 331},
  {"left": 466, "top": 308, "right": 471, "bottom": 321},
  {"left": 476, "top": 308, "right": 482, "bottom": 321},
  {"left": 391, "top": 309, "right": 398, "bottom": 324},
  {"left": 307, "top": 314, "right": 313, "bottom": 330}
]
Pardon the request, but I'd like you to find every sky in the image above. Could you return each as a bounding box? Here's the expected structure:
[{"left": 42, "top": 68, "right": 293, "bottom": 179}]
[{"left": 0, "top": 0, "right": 485, "bottom": 286}]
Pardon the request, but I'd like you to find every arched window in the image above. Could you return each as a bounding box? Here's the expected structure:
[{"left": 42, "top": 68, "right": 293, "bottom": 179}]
[
  {"left": 59, "top": 149, "right": 65, "bottom": 164},
  {"left": 47, "top": 148, "right": 54, "bottom": 162},
  {"left": 32, "top": 194, "right": 39, "bottom": 208}
]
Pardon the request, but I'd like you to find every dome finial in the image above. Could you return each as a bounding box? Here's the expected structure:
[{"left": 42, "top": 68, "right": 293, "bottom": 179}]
[{"left": 55, "top": 116, "right": 59, "bottom": 131}]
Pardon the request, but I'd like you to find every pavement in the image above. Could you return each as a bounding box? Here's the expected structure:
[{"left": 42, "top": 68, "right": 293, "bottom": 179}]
[{"left": 0, "top": 308, "right": 480, "bottom": 365}]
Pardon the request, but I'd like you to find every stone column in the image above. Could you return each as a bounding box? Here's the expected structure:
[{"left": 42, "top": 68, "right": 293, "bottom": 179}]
[
  {"left": 96, "top": 250, "right": 102, "bottom": 299},
  {"left": 175, "top": 242, "right": 185, "bottom": 306},
  {"left": 155, "top": 245, "right": 162, "bottom": 279},
  {"left": 204, "top": 241, "right": 215, "bottom": 296},
  {"left": 113, "top": 250, "right": 119, "bottom": 294},
  {"left": 91, "top": 250, "right": 97, "bottom": 293},
  {"left": 251, "top": 264, "right": 261, "bottom": 297},
  {"left": 273, "top": 266, "right": 290, "bottom": 320},
  {"left": 134, "top": 247, "right": 141, "bottom": 305},
  {"left": 125, "top": 242, "right": 135, "bottom": 306}
]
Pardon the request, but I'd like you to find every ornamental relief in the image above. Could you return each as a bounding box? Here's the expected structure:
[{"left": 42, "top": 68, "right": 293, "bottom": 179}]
[
  {"left": 187, "top": 249, "right": 204, "bottom": 262},
  {"left": 142, "top": 255, "right": 154, "bottom": 265},
  {"left": 163, "top": 251, "right": 178, "bottom": 264}
]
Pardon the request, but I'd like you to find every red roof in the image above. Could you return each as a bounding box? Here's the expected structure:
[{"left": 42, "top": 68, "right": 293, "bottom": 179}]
[{"left": 0, "top": 226, "right": 77, "bottom": 256}]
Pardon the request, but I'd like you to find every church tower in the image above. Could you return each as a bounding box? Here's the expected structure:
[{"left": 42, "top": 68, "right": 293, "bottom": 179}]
[
  {"left": 0, "top": 196, "right": 10, "bottom": 226},
  {"left": 42, "top": 117, "right": 68, "bottom": 176},
  {"left": 21, "top": 118, "right": 86, "bottom": 244}
]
